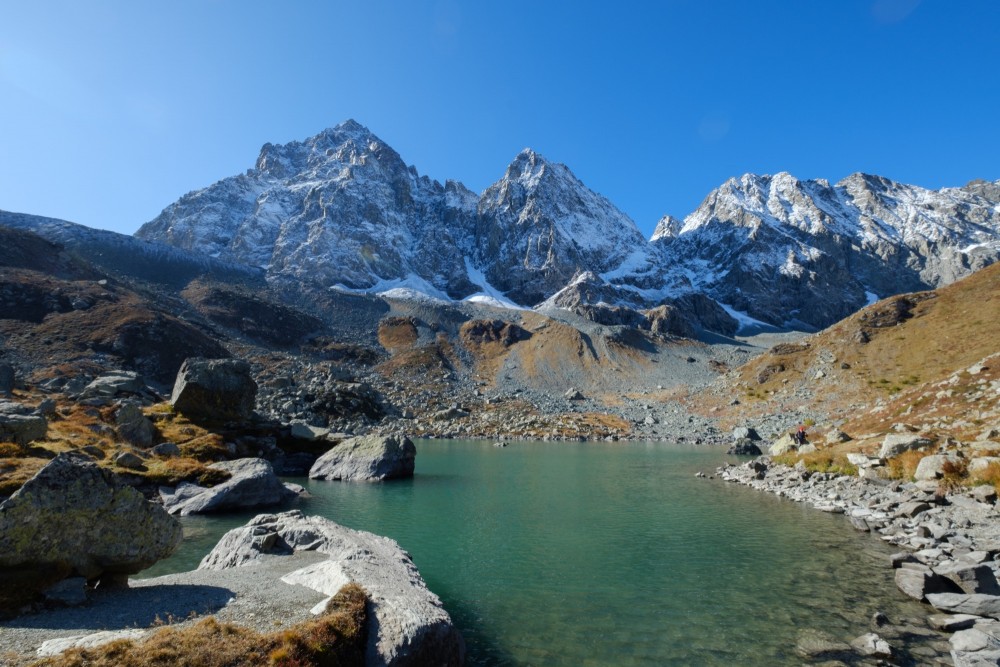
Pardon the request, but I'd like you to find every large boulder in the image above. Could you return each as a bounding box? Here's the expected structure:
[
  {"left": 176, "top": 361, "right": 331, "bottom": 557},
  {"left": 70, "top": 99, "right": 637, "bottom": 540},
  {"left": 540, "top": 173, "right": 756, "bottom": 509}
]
[
  {"left": 170, "top": 358, "right": 257, "bottom": 422},
  {"left": 879, "top": 433, "right": 933, "bottom": 460},
  {"left": 159, "top": 458, "right": 299, "bottom": 516},
  {"left": 728, "top": 440, "right": 763, "bottom": 456},
  {"left": 199, "top": 510, "right": 464, "bottom": 666},
  {"left": 0, "top": 454, "right": 181, "bottom": 612},
  {"left": 915, "top": 454, "right": 961, "bottom": 481},
  {"left": 769, "top": 433, "right": 798, "bottom": 456},
  {"left": 0, "top": 401, "right": 47, "bottom": 445},
  {"left": 310, "top": 434, "right": 416, "bottom": 481}
]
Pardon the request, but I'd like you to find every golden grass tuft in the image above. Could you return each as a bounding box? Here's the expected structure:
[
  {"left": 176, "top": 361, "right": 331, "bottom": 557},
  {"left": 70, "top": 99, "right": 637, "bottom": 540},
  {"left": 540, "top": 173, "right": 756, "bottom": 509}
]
[
  {"left": 884, "top": 449, "right": 930, "bottom": 481},
  {"left": 29, "top": 583, "right": 368, "bottom": 667},
  {"left": 773, "top": 449, "right": 858, "bottom": 476},
  {"left": 971, "top": 461, "right": 1000, "bottom": 493}
]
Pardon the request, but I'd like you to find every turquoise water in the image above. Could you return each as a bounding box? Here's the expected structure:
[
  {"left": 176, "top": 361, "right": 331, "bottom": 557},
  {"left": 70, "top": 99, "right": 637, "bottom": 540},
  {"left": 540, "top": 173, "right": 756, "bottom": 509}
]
[{"left": 143, "top": 440, "right": 929, "bottom": 665}]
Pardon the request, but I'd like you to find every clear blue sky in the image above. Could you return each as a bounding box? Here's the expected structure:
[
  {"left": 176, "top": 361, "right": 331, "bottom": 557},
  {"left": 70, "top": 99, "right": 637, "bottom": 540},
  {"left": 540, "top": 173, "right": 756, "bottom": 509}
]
[{"left": 2, "top": 1, "right": 998, "bottom": 237}]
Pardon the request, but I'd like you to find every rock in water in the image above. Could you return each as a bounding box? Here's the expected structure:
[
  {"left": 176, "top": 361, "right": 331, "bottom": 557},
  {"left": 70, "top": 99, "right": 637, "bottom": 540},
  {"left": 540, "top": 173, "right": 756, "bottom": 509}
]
[
  {"left": 199, "top": 510, "right": 464, "bottom": 666},
  {"left": 727, "top": 439, "right": 763, "bottom": 456},
  {"left": 309, "top": 434, "right": 416, "bottom": 481},
  {"left": 170, "top": 357, "right": 256, "bottom": 422},
  {"left": 0, "top": 454, "right": 181, "bottom": 612},
  {"left": 159, "top": 458, "right": 299, "bottom": 516}
]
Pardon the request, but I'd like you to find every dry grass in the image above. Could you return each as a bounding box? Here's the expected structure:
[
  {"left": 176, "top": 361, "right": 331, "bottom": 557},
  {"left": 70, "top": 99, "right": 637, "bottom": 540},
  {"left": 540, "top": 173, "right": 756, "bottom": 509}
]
[
  {"left": 0, "top": 456, "right": 49, "bottom": 497},
  {"left": 971, "top": 461, "right": 1000, "bottom": 493},
  {"left": 29, "top": 583, "right": 368, "bottom": 667},
  {"left": 377, "top": 316, "right": 419, "bottom": 352},
  {"left": 772, "top": 450, "right": 858, "bottom": 476},
  {"left": 883, "top": 450, "right": 930, "bottom": 481}
]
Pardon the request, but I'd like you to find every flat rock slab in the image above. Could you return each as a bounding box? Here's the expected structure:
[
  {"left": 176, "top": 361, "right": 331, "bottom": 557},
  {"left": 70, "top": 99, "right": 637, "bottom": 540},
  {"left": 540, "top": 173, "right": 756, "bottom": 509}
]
[
  {"left": 0, "top": 550, "right": 330, "bottom": 664},
  {"left": 199, "top": 510, "right": 463, "bottom": 666},
  {"left": 928, "top": 593, "right": 1000, "bottom": 619}
]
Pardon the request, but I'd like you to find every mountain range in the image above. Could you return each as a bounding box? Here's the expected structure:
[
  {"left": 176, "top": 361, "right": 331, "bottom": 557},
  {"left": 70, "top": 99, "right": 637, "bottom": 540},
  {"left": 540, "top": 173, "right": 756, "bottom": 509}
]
[{"left": 8, "top": 120, "right": 1000, "bottom": 334}]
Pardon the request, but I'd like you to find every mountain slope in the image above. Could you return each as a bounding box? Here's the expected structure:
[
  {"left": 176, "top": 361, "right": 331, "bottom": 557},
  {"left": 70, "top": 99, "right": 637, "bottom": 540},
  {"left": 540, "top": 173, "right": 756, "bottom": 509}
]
[{"left": 696, "top": 260, "right": 1000, "bottom": 442}]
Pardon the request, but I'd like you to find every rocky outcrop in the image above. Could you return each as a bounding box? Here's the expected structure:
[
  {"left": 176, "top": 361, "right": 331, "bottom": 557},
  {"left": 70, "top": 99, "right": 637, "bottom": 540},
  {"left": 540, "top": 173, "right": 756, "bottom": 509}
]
[
  {"left": 159, "top": 458, "right": 300, "bottom": 516},
  {"left": 170, "top": 357, "right": 257, "bottom": 422},
  {"left": 0, "top": 454, "right": 181, "bottom": 613},
  {"left": 0, "top": 400, "right": 47, "bottom": 445},
  {"left": 309, "top": 434, "right": 416, "bottom": 481},
  {"left": 199, "top": 510, "right": 464, "bottom": 666}
]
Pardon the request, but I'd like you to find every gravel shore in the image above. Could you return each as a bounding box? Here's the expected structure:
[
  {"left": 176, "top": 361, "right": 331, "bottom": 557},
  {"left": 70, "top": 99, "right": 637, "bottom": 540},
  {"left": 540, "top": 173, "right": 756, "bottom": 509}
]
[{"left": 0, "top": 551, "right": 329, "bottom": 666}]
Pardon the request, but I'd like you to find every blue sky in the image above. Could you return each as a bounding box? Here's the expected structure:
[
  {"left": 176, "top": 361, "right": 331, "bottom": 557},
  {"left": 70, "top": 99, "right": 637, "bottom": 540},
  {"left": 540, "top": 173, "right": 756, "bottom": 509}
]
[{"left": 1, "top": 1, "right": 998, "bottom": 237}]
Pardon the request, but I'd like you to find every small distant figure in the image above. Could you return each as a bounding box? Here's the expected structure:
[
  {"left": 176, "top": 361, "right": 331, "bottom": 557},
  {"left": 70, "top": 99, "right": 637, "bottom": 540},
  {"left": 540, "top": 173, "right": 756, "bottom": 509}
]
[{"left": 794, "top": 424, "right": 808, "bottom": 446}]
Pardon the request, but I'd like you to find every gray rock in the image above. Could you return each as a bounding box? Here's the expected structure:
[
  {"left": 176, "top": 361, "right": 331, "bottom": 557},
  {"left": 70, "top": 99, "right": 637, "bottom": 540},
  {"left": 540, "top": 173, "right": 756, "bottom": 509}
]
[
  {"left": 895, "top": 565, "right": 962, "bottom": 600},
  {"left": 36, "top": 398, "right": 57, "bottom": 417},
  {"left": 0, "top": 362, "right": 14, "bottom": 397},
  {"left": 79, "top": 372, "right": 147, "bottom": 399},
  {"left": 289, "top": 421, "right": 329, "bottom": 441},
  {"left": 432, "top": 407, "right": 469, "bottom": 421},
  {"left": 115, "top": 401, "right": 155, "bottom": 447},
  {"left": 170, "top": 358, "right": 256, "bottom": 422},
  {"left": 564, "top": 388, "right": 584, "bottom": 401},
  {"left": 929, "top": 613, "right": 981, "bottom": 632},
  {"left": 916, "top": 454, "right": 961, "bottom": 481},
  {"left": 850, "top": 632, "right": 893, "bottom": 658},
  {"left": 879, "top": 433, "right": 934, "bottom": 460},
  {"left": 113, "top": 451, "right": 145, "bottom": 470},
  {"left": 0, "top": 410, "right": 47, "bottom": 445},
  {"left": 971, "top": 485, "right": 999, "bottom": 504},
  {"left": 936, "top": 563, "right": 1000, "bottom": 595},
  {"left": 927, "top": 593, "right": 1000, "bottom": 619},
  {"left": 151, "top": 442, "right": 181, "bottom": 458},
  {"left": 199, "top": 510, "right": 464, "bottom": 666},
  {"left": 0, "top": 454, "right": 181, "bottom": 587},
  {"left": 769, "top": 433, "right": 798, "bottom": 456},
  {"left": 159, "top": 458, "right": 299, "bottom": 516},
  {"left": 896, "top": 501, "right": 932, "bottom": 518},
  {"left": 43, "top": 576, "right": 88, "bottom": 606},
  {"left": 732, "top": 426, "right": 761, "bottom": 441},
  {"left": 310, "top": 434, "right": 416, "bottom": 481},
  {"left": 950, "top": 622, "right": 1000, "bottom": 664},
  {"left": 36, "top": 630, "right": 149, "bottom": 657},
  {"left": 727, "top": 439, "right": 763, "bottom": 456}
]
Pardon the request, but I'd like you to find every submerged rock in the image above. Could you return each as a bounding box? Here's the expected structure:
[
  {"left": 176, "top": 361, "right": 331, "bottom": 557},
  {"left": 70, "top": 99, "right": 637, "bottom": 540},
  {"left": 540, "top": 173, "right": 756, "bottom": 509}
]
[
  {"left": 199, "top": 510, "right": 464, "bottom": 666},
  {"left": 309, "top": 434, "right": 416, "bottom": 481}
]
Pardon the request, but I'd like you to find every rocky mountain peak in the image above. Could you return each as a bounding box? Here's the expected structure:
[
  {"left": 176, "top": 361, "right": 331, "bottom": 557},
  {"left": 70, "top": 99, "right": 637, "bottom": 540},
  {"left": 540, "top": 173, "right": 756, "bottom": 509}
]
[{"left": 651, "top": 215, "right": 682, "bottom": 241}]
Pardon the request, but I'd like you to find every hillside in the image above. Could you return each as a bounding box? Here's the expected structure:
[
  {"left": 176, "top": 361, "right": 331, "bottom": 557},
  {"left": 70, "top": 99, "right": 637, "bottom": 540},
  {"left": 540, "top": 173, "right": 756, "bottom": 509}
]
[{"left": 694, "top": 261, "right": 1000, "bottom": 445}]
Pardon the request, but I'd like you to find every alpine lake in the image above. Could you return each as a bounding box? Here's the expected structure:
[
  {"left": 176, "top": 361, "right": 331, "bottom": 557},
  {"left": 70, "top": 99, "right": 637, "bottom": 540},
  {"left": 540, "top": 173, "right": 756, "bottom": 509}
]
[{"left": 141, "top": 439, "right": 932, "bottom": 665}]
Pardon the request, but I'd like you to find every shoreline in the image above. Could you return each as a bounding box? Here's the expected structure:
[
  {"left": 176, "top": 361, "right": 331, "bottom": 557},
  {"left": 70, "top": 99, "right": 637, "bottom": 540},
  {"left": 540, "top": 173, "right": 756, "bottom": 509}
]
[{"left": 718, "top": 456, "right": 1000, "bottom": 664}]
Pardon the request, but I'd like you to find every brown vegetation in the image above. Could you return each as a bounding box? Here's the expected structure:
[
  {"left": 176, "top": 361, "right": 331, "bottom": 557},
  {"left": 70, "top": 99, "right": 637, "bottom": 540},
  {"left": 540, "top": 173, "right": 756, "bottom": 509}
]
[{"left": 28, "top": 583, "right": 368, "bottom": 667}]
